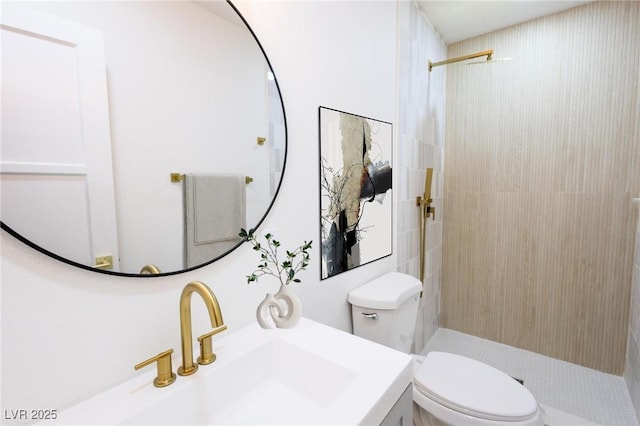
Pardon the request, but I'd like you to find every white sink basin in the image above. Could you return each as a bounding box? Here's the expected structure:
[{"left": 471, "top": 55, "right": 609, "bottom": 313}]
[
  {"left": 54, "top": 318, "right": 412, "bottom": 425},
  {"left": 123, "top": 338, "right": 358, "bottom": 425}
]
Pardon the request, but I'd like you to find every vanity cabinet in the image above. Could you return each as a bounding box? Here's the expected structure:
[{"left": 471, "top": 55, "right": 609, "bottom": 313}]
[{"left": 381, "top": 384, "right": 413, "bottom": 426}]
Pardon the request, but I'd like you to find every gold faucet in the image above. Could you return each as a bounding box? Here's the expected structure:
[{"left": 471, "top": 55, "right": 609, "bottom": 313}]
[
  {"left": 139, "top": 264, "right": 161, "bottom": 274},
  {"left": 178, "top": 281, "right": 227, "bottom": 376}
]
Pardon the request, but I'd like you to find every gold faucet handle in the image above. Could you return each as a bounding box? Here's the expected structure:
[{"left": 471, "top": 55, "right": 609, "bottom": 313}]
[
  {"left": 134, "top": 348, "right": 176, "bottom": 388},
  {"left": 197, "top": 325, "right": 228, "bottom": 366}
]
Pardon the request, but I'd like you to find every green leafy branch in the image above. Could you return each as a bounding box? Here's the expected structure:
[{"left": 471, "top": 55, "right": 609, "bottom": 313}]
[{"left": 239, "top": 228, "right": 312, "bottom": 286}]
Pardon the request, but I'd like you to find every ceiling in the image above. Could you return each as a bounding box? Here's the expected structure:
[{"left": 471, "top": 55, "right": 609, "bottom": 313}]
[{"left": 417, "top": 1, "right": 594, "bottom": 44}]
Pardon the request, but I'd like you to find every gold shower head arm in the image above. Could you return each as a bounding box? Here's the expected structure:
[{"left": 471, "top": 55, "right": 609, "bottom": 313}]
[{"left": 428, "top": 49, "right": 493, "bottom": 72}]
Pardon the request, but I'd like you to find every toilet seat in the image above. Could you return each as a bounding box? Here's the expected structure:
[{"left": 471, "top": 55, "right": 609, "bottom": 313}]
[{"left": 414, "top": 352, "right": 539, "bottom": 422}]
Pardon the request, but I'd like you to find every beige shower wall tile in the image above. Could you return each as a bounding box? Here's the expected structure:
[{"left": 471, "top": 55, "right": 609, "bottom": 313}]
[
  {"left": 442, "top": 1, "right": 640, "bottom": 374},
  {"left": 443, "top": 191, "right": 635, "bottom": 373},
  {"left": 442, "top": 192, "right": 501, "bottom": 337}
]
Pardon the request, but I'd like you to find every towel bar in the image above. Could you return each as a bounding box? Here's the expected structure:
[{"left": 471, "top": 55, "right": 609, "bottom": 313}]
[{"left": 170, "top": 173, "right": 253, "bottom": 184}]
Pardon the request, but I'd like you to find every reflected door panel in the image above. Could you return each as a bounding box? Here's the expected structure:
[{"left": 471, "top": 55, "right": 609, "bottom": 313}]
[{"left": 1, "top": 4, "right": 120, "bottom": 271}]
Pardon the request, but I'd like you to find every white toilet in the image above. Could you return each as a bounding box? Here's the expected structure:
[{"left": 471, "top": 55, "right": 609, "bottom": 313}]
[{"left": 348, "top": 272, "right": 544, "bottom": 426}]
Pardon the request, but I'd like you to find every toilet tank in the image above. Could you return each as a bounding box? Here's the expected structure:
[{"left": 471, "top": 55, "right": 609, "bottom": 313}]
[{"left": 348, "top": 272, "right": 422, "bottom": 353}]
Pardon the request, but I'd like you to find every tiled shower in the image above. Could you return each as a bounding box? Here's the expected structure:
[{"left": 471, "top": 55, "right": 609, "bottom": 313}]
[
  {"left": 397, "top": 0, "right": 640, "bottom": 421},
  {"left": 442, "top": 1, "right": 639, "bottom": 375}
]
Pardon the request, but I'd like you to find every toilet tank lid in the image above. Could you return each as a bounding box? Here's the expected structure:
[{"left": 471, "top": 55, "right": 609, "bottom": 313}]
[{"left": 348, "top": 272, "right": 422, "bottom": 309}]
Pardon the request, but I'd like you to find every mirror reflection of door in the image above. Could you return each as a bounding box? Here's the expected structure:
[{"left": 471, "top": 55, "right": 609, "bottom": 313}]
[
  {"left": 1, "top": 1, "right": 286, "bottom": 275},
  {"left": 1, "top": 4, "right": 120, "bottom": 271}
]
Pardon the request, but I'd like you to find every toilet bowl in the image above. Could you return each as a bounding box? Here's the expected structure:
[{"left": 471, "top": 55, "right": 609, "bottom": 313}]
[
  {"left": 413, "top": 351, "right": 543, "bottom": 426},
  {"left": 348, "top": 272, "right": 544, "bottom": 426}
]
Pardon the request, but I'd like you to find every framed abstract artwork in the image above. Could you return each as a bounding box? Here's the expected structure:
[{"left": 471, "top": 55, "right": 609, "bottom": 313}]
[{"left": 319, "top": 106, "right": 393, "bottom": 279}]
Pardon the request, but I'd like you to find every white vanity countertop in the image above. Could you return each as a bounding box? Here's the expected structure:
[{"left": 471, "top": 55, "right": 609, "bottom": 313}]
[{"left": 49, "top": 317, "right": 413, "bottom": 425}]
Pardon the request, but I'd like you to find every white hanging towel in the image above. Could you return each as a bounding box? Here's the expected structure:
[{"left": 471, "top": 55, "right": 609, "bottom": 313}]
[{"left": 184, "top": 173, "right": 246, "bottom": 268}]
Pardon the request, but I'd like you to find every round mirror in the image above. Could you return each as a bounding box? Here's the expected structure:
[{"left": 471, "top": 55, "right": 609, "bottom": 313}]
[{"left": 0, "top": 1, "right": 286, "bottom": 276}]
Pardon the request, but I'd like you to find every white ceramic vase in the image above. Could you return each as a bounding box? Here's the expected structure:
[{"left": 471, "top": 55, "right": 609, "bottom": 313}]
[{"left": 256, "top": 284, "right": 302, "bottom": 329}]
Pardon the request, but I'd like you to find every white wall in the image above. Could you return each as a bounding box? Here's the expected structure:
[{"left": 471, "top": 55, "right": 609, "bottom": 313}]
[{"left": 0, "top": 0, "right": 398, "bottom": 415}]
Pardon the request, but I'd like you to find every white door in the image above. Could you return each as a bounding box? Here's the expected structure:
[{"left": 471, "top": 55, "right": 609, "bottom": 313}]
[{"left": 1, "top": 4, "right": 120, "bottom": 271}]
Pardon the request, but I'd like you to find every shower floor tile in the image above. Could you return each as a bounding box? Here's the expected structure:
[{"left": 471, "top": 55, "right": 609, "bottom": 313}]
[{"left": 420, "top": 328, "right": 639, "bottom": 426}]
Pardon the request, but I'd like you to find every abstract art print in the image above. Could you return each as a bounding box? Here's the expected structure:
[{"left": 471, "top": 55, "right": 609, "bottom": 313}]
[{"left": 319, "top": 106, "right": 392, "bottom": 280}]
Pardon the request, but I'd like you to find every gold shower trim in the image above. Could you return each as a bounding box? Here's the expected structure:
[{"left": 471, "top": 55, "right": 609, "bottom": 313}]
[{"left": 428, "top": 49, "right": 493, "bottom": 72}]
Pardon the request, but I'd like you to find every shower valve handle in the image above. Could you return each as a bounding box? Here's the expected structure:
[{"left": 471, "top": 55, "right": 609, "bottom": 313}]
[{"left": 427, "top": 205, "right": 436, "bottom": 220}]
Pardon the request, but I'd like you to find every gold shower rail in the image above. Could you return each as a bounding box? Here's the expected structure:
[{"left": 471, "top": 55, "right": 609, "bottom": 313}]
[
  {"left": 170, "top": 173, "right": 253, "bottom": 184},
  {"left": 428, "top": 49, "right": 493, "bottom": 72}
]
